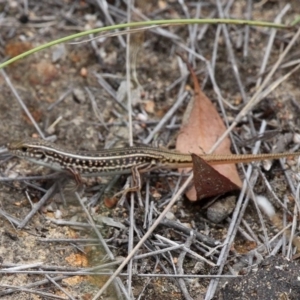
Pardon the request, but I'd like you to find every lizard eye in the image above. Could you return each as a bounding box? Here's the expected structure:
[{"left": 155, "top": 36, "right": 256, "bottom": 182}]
[{"left": 21, "top": 147, "right": 28, "bottom": 152}]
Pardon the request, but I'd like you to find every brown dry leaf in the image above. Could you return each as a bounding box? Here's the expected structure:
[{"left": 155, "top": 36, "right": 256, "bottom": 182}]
[
  {"left": 176, "top": 59, "right": 242, "bottom": 201},
  {"left": 191, "top": 154, "right": 240, "bottom": 200}
]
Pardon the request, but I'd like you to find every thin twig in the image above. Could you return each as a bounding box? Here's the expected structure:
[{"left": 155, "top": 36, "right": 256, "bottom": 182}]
[
  {"left": 18, "top": 182, "right": 58, "bottom": 229},
  {"left": 176, "top": 231, "right": 194, "bottom": 300},
  {"left": 0, "top": 69, "right": 53, "bottom": 140}
]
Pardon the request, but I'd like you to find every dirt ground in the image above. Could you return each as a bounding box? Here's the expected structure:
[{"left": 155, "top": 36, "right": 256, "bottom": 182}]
[{"left": 1, "top": 0, "right": 300, "bottom": 299}]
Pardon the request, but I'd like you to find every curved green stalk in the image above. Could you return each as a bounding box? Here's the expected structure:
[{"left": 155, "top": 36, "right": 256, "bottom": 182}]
[{"left": 0, "top": 18, "right": 293, "bottom": 69}]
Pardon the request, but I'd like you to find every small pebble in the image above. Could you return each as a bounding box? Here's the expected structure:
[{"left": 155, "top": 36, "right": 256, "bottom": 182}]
[
  {"left": 165, "top": 212, "right": 175, "bottom": 220},
  {"left": 72, "top": 88, "right": 86, "bottom": 104},
  {"left": 54, "top": 210, "right": 62, "bottom": 219},
  {"left": 207, "top": 196, "right": 236, "bottom": 223}
]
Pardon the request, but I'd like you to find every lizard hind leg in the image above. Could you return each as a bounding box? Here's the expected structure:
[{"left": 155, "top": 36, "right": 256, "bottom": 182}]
[{"left": 115, "top": 163, "right": 151, "bottom": 207}]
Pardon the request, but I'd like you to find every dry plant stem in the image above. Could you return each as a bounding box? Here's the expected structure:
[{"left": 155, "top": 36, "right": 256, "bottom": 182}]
[
  {"left": 95, "top": 0, "right": 125, "bottom": 47},
  {"left": 114, "top": 277, "right": 131, "bottom": 300},
  {"left": 155, "top": 234, "right": 215, "bottom": 267},
  {"left": 137, "top": 274, "right": 239, "bottom": 279},
  {"left": 44, "top": 273, "right": 76, "bottom": 300},
  {"left": 243, "top": 0, "right": 252, "bottom": 57},
  {"left": 153, "top": 257, "right": 172, "bottom": 284},
  {"left": 0, "top": 275, "right": 67, "bottom": 297},
  {"left": 0, "top": 270, "right": 118, "bottom": 276},
  {"left": 223, "top": 0, "right": 235, "bottom": 13},
  {"left": 166, "top": 72, "right": 189, "bottom": 92},
  {"left": 188, "top": 3, "right": 201, "bottom": 66},
  {"left": 3, "top": 258, "right": 122, "bottom": 274},
  {"left": 0, "top": 207, "right": 22, "bottom": 227},
  {"left": 38, "top": 238, "right": 98, "bottom": 242},
  {"left": 98, "top": 2, "right": 126, "bottom": 19},
  {"left": 47, "top": 218, "right": 104, "bottom": 229},
  {"left": 283, "top": 197, "right": 288, "bottom": 256},
  {"left": 149, "top": 200, "right": 155, "bottom": 226},
  {"left": 143, "top": 180, "right": 150, "bottom": 228},
  {"left": 85, "top": 87, "right": 108, "bottom": 130},
  {"left": 259, "top": 63, "right": 300, "bottom": 102},
  {"left": 2, "top": 262, "right": 44, "bottom": 271},
  {"left": 281, "top": 59, "right": 300, "bottom": 69},
  {"left": 137, "top": 278, "right": 152, "bottom": 300},
  {"left": 197, "top": 10, "right": 216, "bottom": 41},
  {"left": 256, "top": 4, "right": 290, "bottom": 88},
  {"left": 129, "top": 7, "right": 180, "bottom": 41},
  {"left": 0, "top": 69, "right": 51, "bottom": 141},
  {"left": 215, "top": 6, "right": 257, "bottom": 151},
  {"left": 287, "top": 204, "right": 298, "bottom": 257},
  {"left": 0, "top": 264, "right": 118, "bottom": 274},
  {"left": 258, "top": 223, "right": 292, "bottom": 254},
  {"left": 143, "top": 90, "right": 189, "bottom": 144},
  {"left": 205, "top": 167, "right": 257, "bottom": 300},
  {"left": 135, "top": 245, "right": 184, "bottom": 259},
  {"left": 241, "top": 219, "right": 261, "bottom": 245},
  {"left": 0, "top": 285, "right": 66, "bottom": 300},
  {"left": 178, "top": 0, "right": 193, "bottom": 65},
  {"left": 72, "top": 26, "right": 160, "bottom": 47},
  {"left": 23, "top": 0, "right": 28, "bottom": 14},
  {"left": 0, "top": 173, "right": 61, "bottom": 182},
  {"left": 216, "top": 0, "right": 247, "bottom": 104},
  {"left": 127, "top": 193, "right": 135, "bottom": 297},
  {"left": 240, "top": 131, "right": 271, "bottom": 252},
  {"left": 0, "top": 270, "right": 121, "bottom": 276},
  {"left": 74, "top": 192, "right": 114, "bottom": 260},
  {"left": 217, "top": 3, "right": 254, "bottom": 136},
  {"left": 0, "top": 268, "right": 239, "bottom": 277},
  {"left": 259, "top": 168, "right": 293, "bottom": 213},
  {"left": 236, "top": 221, "right": 256, "bottom": 242},
  {"left": 251, "top": 186, "right": 271, "bottom": 253},
  {"left": 270, "top": 239, "right": 284, "bottom": 256},
  {"left": 177, "top": 233, "right": 194, "bottom": 300},
  {"left": 160, "top": 219, "right": 217, "bottom": 246},
  {"left": 176, "top": 63, "right": 189, "bottom": 115},
  {"left": 211, "top": 25, "right": 222, "bottom": 73},
  {"left": 210, "top": 27, "right": 300, "bottom": 154},
  {"left": 126, "top": 0, "right": 133, "bottom": 147},
  {"left": 91, "top": 171, "right": 194, "bottom": 299},
  {"left": 72, "top": 195, "right": 133, "bottom": 296},
  {"left": 178, "top": 42, "right": 238, "bottom": 111},
  {"left": 18, "top": 182, "right": 58, "bottom": 229},
  {"left": 296, "top": 184, "right": 300, "bottom": 217},
  {"left": 24, "top": 182, "right": 47, "bottom": 194},
  {"left": 280, "top": 159, "right": 297, "bottom": 197},
  {"left": 47, "top": 88, "right": 73, "bottom": 111},
  {"left": 204, "top": 121, "right": 266, "bottom": 300},
  {"left": 93, "top": 72, "right": 130, "bottom": 113},
  {"left": 167, "top": 247, "right": 177, "bottom": 274}
]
